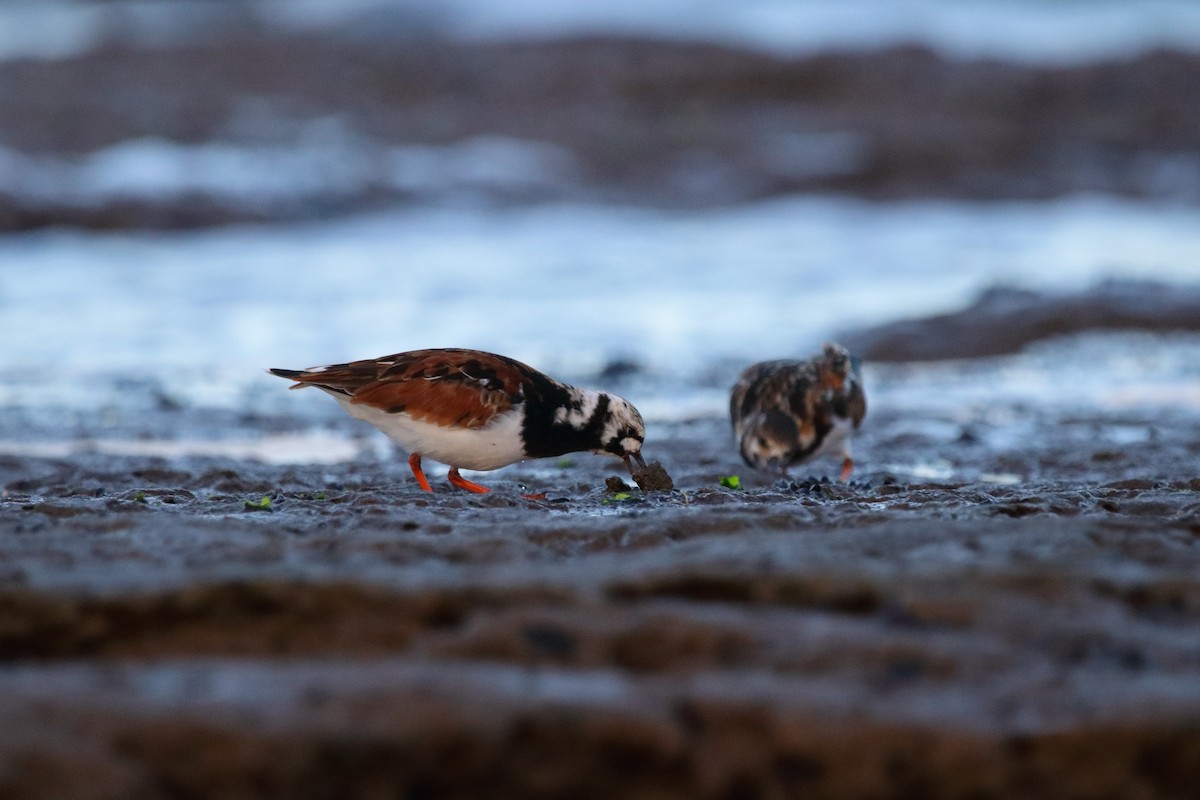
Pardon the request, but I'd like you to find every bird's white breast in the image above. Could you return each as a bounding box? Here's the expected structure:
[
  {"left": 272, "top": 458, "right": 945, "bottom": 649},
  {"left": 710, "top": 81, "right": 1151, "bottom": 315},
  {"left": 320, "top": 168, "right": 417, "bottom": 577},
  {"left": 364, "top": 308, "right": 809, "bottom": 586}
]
[
  {"left": 813, "top": 415, "right": 856, "bottom": 459},
  {"left": 334, "top": 396, "right": 527, "bottom": 471}
]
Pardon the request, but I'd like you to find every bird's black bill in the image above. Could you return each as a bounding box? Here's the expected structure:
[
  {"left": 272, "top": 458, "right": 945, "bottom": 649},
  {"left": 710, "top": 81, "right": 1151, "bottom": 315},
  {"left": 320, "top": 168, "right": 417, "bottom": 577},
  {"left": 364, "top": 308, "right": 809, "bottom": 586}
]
[{"left": 623, "top": 452, "right": 647, "bottom": 474}]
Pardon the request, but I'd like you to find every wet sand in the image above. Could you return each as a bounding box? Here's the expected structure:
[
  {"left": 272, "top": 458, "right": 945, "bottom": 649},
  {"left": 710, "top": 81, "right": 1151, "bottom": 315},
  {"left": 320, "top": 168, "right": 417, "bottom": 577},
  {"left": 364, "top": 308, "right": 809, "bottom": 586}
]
[
  {"left": 2, "top": 388, "right": 1199, "bottom": 797},
  {"left": 2, "top": 20, "right": 1198, "bottom": 794}
]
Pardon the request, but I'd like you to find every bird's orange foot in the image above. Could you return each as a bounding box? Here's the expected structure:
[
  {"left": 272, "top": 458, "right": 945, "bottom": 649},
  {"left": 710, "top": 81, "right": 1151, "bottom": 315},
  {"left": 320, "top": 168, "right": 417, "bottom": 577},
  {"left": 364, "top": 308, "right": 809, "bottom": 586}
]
[
  {"left": 409, "top": 453, "right": 433, "bottom": 492},
  {"left": 448, "top": 467, "right": 491, "bottom": 494},
  {"left": 839, "top": 457, "right": 854, "bottom": 483}
]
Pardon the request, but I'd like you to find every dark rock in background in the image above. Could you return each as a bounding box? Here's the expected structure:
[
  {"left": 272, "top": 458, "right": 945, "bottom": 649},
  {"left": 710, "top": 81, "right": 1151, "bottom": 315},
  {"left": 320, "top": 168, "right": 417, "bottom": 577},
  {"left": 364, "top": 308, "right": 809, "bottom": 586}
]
[
  {"left": 1, "top": 34, "right": 1199, "bottom": 229},
  {"left": 841, "top": 281, "right": 1200, "bottom": 361}
]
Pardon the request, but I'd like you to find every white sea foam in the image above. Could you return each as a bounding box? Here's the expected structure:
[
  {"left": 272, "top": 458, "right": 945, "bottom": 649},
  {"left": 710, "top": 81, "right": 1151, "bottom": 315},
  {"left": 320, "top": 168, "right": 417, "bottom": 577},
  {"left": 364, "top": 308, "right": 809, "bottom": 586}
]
[
  {"left": 0, "top": 135, "right": 577, "bottom": 208},
  {"left": 3, "top": 0, "right": 1199, "bottom": 63}
]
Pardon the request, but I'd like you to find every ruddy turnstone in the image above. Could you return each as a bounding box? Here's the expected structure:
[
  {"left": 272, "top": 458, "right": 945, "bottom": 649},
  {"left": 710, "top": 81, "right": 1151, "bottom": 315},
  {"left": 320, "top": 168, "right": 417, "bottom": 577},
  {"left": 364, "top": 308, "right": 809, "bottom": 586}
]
[
  {"left": 730, "top": 342, "right": 866, "bottom": 482},
  {"left": 269, "top": 348, "right": 647, "bottom": 493}
]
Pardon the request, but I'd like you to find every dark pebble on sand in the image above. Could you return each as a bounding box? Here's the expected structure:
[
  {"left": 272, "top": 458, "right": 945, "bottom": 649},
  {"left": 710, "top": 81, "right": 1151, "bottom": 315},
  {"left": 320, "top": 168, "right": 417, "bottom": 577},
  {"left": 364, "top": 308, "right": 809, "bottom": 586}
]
[{"left": 605, "top": 476, "right": 633, "bottom": 493}]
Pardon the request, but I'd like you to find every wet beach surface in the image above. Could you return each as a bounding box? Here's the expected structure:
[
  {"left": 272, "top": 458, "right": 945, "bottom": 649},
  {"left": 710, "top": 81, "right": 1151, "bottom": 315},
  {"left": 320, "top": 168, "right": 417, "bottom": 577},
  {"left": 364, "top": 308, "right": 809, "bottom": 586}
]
[
  {"left": 3, "top": 5, "right": 1200, "bottom": 796},
  {"left": 3, "top": 335, "right": 1200, "bottom": 798}
]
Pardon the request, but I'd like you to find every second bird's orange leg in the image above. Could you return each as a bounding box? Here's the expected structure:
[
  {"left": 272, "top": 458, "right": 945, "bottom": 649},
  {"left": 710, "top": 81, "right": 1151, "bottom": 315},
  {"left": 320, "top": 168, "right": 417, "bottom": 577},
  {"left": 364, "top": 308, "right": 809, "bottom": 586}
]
[
  {"left": 408, "top": 453, "right": 433, "bottom": 492},
  {"left": 448, "top": 467, "right": 490, "bottom": 494},
  {"left": 840, "top": 456, "right": 854, "bottom": 483}
]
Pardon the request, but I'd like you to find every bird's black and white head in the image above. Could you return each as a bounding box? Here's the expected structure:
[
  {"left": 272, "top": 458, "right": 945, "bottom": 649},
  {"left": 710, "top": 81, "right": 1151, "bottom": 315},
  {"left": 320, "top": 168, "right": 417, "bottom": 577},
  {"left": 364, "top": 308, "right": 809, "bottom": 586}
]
[
  {"left": 526, "top": 385, "right": 647, "bottom": 474},
  {"left": 594, "top": 392, "right": 647, "bottom": 474}
]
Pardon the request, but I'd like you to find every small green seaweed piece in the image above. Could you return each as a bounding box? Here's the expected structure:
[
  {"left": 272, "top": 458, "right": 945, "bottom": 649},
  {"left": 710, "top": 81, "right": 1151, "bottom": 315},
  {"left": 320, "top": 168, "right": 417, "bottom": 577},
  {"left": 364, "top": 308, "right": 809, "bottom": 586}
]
[
  {"left": 244, "top": 495, "right": 272, "bottom": 511},
  {"left": 133, "top": 490, "right": 147, "bottom": 503},
  {"left": 719, "top": 475, "right": 742, "bottom": 490},
  {"left": 557, "top": 458, "right": 576, "bottom": 469}
]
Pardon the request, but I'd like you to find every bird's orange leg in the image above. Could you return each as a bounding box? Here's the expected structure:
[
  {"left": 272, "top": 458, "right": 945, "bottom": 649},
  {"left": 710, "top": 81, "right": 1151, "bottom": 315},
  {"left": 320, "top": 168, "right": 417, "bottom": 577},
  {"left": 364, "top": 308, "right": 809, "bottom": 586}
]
[
  {"left": 448, "top": 467, "right": 490, "bottom": 494},
  {"left": 408, "top": 453, "right": 433, "bottom": 492},
  {"left": 839, "top": 456, "right": 854, "bottom": 483}
]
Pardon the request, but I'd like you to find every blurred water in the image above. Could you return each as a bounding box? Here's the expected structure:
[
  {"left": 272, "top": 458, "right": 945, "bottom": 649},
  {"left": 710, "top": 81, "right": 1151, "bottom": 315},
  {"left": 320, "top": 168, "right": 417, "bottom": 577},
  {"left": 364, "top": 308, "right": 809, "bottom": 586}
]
[
  {"left": 2, "top": 195, "right": 1196, "bottom": 379},
  {"left": 377, "top": 0, "right": 1200, "bottom": 61},
  {"left": 2, "top": 0, "right": 1199, "bottom": 62}
]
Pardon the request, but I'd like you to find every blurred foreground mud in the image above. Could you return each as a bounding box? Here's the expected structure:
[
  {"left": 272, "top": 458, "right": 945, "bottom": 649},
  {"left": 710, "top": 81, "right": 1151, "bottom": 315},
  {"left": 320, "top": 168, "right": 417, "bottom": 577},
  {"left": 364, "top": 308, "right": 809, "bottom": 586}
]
[{"left": 2, "top": 399, "right": 1199, "bottom": 798}]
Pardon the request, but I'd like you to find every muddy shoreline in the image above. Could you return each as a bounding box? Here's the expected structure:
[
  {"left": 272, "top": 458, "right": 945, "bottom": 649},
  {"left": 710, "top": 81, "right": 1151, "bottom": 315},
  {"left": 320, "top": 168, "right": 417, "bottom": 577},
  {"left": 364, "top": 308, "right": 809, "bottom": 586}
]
[
  {"left": 4, "top": 8, "right": 1200, "bottom": 772},
  {"left": 2, "top": 395, "right": 1199, "bottom": 797}
]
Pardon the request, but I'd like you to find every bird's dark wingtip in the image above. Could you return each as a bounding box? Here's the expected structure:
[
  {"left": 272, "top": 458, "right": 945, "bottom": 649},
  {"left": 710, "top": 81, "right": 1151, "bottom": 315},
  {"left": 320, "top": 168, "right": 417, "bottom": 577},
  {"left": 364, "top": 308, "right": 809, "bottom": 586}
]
[{"left": 267, "top": 367, "right": 313, "bottom": 390}]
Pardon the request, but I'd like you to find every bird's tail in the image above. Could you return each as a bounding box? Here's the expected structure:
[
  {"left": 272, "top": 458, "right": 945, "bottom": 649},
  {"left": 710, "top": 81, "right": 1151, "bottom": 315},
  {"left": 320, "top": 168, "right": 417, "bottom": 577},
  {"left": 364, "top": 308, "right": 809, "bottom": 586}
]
[{"left": 266, "top": 367, "right": 312, "bottom": 389}]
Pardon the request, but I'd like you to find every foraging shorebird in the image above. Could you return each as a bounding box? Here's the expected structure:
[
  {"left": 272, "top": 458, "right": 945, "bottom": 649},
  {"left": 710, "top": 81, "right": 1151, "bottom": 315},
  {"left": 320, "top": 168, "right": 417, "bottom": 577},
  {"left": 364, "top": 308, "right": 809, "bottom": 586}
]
[
  {"left": 270, "top": 348, "right": 646, "bottom": 493},
  {"left": 730, "top": 342, "right": 866, "bottom": 482}
]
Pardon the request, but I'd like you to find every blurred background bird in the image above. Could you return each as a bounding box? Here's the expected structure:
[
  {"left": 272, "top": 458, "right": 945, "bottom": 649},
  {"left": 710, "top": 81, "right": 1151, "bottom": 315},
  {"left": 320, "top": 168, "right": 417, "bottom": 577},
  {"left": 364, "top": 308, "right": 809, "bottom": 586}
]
[{"left": 730, "top": 343, "right": 867, "bottom": 482}]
